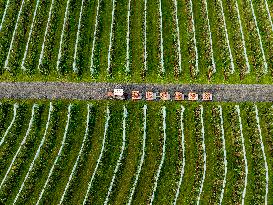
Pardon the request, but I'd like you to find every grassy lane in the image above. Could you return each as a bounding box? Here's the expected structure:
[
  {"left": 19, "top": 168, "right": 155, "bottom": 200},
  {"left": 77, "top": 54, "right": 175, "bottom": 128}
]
[
  {"left": 65, "top": 103, "right": 106, "bottom": 204},
  {"left": 235, "top": 0, "right": 259, "bottom": 83},
  {"left": 193, "top": 0, "right": 208, "bottom": 82},
  {"left": 241, "top": 104, "right": 267, "bottom": 204},
  {"left": 222, "top": 0, "right": 248, "bottom": 79},
  {"left": 4, "top": 0, "right": 35, "bottom": 74},
  {"left": 57, "top": 0, "right": 82, "bottom": 75},
  {"left": 220, "top": 0, "right": 240, "bottom": 78},
  {"left": 130, "top": 0, "right": 144, "bottom": 82},
  {"left": 184, "top": 0, "right": 198, "bottom": 79},
  {"left": 207, "top": 0, "right": 234, "bottom": 80},
  {"left": 152, "top": 103, "right": 181, "bottom": 204},
  {"left": 111, "top": 102, "right": 144, "bottom": 204},
  {"left": 37, "top": 0, "right": 66, "bottom": 75},
  {"left": 175, "top": 0, "right": 189, "bottom": 82},
  {"left": 0, "top": 0, "right": 28, "bottom": 73},
  {"left": 252, "top": 0, "right": 273, "bottom": 75},
  {"left": 259, "top": 104, "right": 273, "bottom": 204},
  {"left": 161, "top": 0, "right": 178, "bottom": 81},
  {"left": 40, "top": 103, "right": 86, "bottom": 204},
  {"left": 84, "top": 102, "right": 123, "bottom": 204},
  {"left": 188, "top": 105, "right": 207, "bottom": 204},
  {"left": 56, "top": 104, "right": 96, "bottom": 204},
  {"left": 0, "top": 104, "right": 48, "bottom": 204},
  {"left": 237, "top": 0, "right": 268, "bottom": 79},
  {"left": 22, "top": 0, "right": 52, "bottom": 74},
  {"left": 0, "top": 102, "right": 13, "bottom": 138},
  {"left": 175, "top": 104, "right": 196, "bottom": 203},
  {"left": 145, "top": 0, "right": 161, "bottom": 81},
  {"left": 0, "top": 103, "right": 30, "bottom": 191},
  {"left": 206, "top": 0, "right": 225, "bottom": 82},
  {"left": 76, "top": 0, "right": 97, "bottom": 78},
  {"left": 94, "top": 0, "right": 114, "bottom": 80},
  {"left": 201, "top": 104, "right": 223, "bottom": 203},
  {"left": 130, "top": 103, "right": 161, "bottom": 204},
  {"left": 16, "top": 102, "right": 68, "bottom": 204},
  {"left": 222, "top": 104, "right": 247, "bottom": 204},
  {"left": 111, "top": 0, "right": 128, "bottom": 79}
]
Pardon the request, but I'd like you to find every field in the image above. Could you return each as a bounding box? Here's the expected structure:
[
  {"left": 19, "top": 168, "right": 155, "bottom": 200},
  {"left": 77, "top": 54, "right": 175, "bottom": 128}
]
[
  {"left": 1, "top": 0, "right": 273, "bottom": 204},
  {"left": 0, "top": 100, "right": 272, "bottom": 204},
  {"left": 0, "top": 0, "right": 273, "bottom": 84}
]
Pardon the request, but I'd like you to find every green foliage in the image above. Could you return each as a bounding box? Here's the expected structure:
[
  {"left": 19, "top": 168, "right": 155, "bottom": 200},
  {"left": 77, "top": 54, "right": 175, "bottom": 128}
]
[{"left": 0, "top": 101, "right": 272, "bottom": 204}]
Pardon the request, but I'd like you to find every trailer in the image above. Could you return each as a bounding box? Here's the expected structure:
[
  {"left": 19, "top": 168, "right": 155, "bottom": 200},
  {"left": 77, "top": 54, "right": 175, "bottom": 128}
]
[
  {"left": 188, "top": 92, "right": 198, "bottom": 101},
  {"left": 202, "top": 92, "right": 213, "bottom": 101},
  {"left": 174, "top": 92, "right": 184, "bottom": 101},
  {"left": 132, "top": 91, "right": 142, "bottom": 100},
  {"left": 160, "top": 91, "right": 170, "bottom": 101},
  {"left": 106, "top": 89, "right": 212, "bottom": 102},
  {"left": 146, "top": 91, "right": 156, "bottom": 101}
]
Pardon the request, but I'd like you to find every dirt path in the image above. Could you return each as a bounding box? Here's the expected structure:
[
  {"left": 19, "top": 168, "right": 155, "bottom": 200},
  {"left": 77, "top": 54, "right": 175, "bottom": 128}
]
[{"left": 0, "top": 82, "right": 272, "bottom": 102}]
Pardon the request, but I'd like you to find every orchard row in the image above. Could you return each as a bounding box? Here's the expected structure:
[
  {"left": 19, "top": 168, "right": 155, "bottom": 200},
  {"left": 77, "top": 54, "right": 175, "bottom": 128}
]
[
  {"left": 0, "top": 101, "right": 272, "bottom": 204},
  {"left": 0, "top": 0, "right": 273, "bottom": 83}
]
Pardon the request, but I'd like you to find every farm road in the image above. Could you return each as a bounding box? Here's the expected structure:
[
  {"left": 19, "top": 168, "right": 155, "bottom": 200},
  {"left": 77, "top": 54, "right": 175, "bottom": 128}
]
[{"left": 0, "top": 82, "right": 272, "bottom": 102}]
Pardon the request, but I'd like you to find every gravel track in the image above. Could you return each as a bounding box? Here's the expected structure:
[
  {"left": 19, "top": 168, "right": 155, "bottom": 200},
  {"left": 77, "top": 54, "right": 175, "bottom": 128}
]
[{"left": 0, "top": 82, "right": 272, "bottom": 102}]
